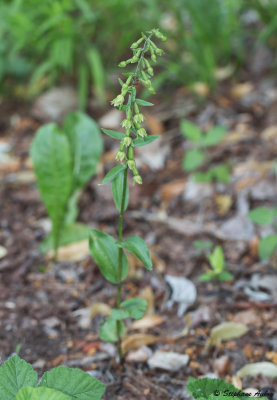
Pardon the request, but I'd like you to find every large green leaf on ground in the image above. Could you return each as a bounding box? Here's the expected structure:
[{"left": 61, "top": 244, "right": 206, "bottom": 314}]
[
  {"left": 183, "top": 148, "right": 205, "bottom": 171},
  {"left": 39, "top": 366, "right": 105, "bottom": 400},
  {"left": 202, "top": 126, "right": 226, "bottom": 146},
  {"left": 16, "top": 387, "right": 70, "bottom": 400},
  {"left": 121, "top": 297, "right": 147, "bottom": 320},
  {"left": 30, "top": 124, "right": 72, "bottom": 250},
  {"left": 63, "top": 111, "right": 103, "bottom": 190},
  {"left": 258, "top": 234, "right": 277, "bottom": 260},
  {"left": 248, "top": 207, "right": 274, "bottom": 225},
  {"left": 0, "top": 355, "right": 37, "bottom": 400},
  {"left": 181, "top": 120, "right": 202, "bottom": 142},
  {"left": 120, "top": 235, "right": 152, "bottom": 270},
  {"left": 100, "top": 317, "right": 125, "bottom": 342},
  {"left": 89, "top": 229, "right": 129, "bottom": 283}
]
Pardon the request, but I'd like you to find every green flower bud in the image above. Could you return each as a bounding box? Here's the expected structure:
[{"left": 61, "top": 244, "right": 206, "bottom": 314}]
[
  {"left": 134, "top": 113, "right": 144, "bottom": 123},
  {"left": 134, "top": 103, "right": 140, "bottom": 114},
  {"left": 141, "top": 79, "right": 151, "bottom": 88},
  {"left": 155, "top": 48, "right": 164, "bottom": 56},
  {"left": 147, "top": 67, "right": 154, "bottom": 76},
  {"left": 111, "top": 94, "right": 125, "bottom": 107},
  {"left": 130, "top": 37, "right": 144, "bottom": 49},
  {"left": 127, "top": 159, "right": 136, "bottom": 171},
  {"left": 128, "top": 146, "right": 134, "bottom": 160},
  {"left": 122, "top": 137, "right": 132, "bottom": 147},
  {"left": 133, "top": 175, "right": 143, "bottom": 185},
  {"left": 115, "top": 151, "right": 125, "bottom": 162},
  {"left": 121, "top": 119, "right": 132, "bottom": 129},
  {"left": 118, "top": 61, "right": 127, "bottom": 67},
  {"left": 131, "top": 55, "right": 139, "bottom": 63}
]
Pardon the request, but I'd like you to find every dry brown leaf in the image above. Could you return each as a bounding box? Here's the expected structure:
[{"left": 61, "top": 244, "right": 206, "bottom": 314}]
[
  {"left": 233, "top": 309, "right": 262, "bottom": 328},
  {"left": 213, "top": 355, "right": 231, "bottom": 377},
  {"left": 261, "top": 125, "right": 277, "bottom": 141},
  {"left": 139, "top": 286, "right": 155, "bottom": 315},
  {"left": 215, "top": 194, "right": 232, "bottom": 216},
  {"left": 122, "top": 333, "right": 161, "bottom": 354},
  {"left": 149, "top": 250, "right": 166, "bottom": 273},
  {"left": 48, "top": 240, "right": 88, "bottom": 262},
  {"left": 266, "top": 351, "right": 277, "bottom": 365},
  {"left": 160, "top": 178, "right": 187, "bottom": 203},
  {"left": 90, "top": 302, "right": 111, "bottom": 319},
  {"left": 230, "top": 82, "right": 253, "bottom": 99},
  {"left": 129, "top": 315, "right": 165, "bottom": 331},
  {"left": 145, "top": 113, "right": 165, "bottom": 135}
]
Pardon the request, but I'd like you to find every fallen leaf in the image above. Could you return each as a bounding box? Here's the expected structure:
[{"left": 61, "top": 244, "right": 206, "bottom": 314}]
[
  {"left": 213, "top": 355, "right": 231, "bottom": 377},
  {"left": 164, "top": 275, "right": 197, "bottom": 317},
  {"left": 192, "top": 82, "right": 210, "bottom": 97},
  {"left": 261, "top": 125, "right": 277, "bottom": 141},
  {"left": 230, "top": 82, "right": 253, "bottom": 99},
  {"left": 231, "top": 375, "right": 242, "bottom": 390},
  {"left": 126, "top": 346, "right": 152, "bottom": 362},
  {"left": 237, "top": 362, "right": 277, "bottom": 378},
  {"left": 139, "top": 286, "right": 155, "bottom": 315},
  {"left": 215, "top": 194, "right": 232, "bottom": 216},
  {"left": 148, "top": 351, "right": 189, "bottom": 371},
  {"left": 205, "top": 322, "right": 248, "bottom": 351},
  {"left": 266, "top": 352, "right": 277, "bottom": 365},
  {"left": 160, "top": 178, "right": 187, "bottom": 203},
  {"left": 145, "top": 113, "right": 165, "bottom": 135},
  {"left": 48, "top": 240, "right": 88, "bottom": 261},
  {"left": 90, "top": 302, "right": 111, "bottom": 319},
  {"left": 129, "top": 315, "right": 165, "bottom": 331},
  {"left": 0, "top": 246, "right": 7, "bottom": 259},
  {"left": 233, "top": 310, "right": 262, "bottom": 328},
  {"left": 122, "top": 334, "right": 161, "bottom": 354}
]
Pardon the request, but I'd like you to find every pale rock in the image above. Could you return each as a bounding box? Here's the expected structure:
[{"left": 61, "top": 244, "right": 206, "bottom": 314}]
[
  {"left": 183, "top": 179, "right": 213, "bottom": 202},
  {"left": 219, "top": 216, "right": 254, "bottom": 241},
  {"left": 164, "top": 275, "right": 197, "bottom": 316},
  {"left": 148, "top": 351, "right": 189, "bottom": 371}
]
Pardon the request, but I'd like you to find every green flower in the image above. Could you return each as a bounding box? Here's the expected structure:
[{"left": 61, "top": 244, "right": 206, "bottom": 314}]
[
  {"left": 137, "top": 128, "right": 147, "bottom": 137},
  {"left": 121, "top": 119, "right": 132, "bottom": 129},
  {"left": 111, "top": 94, "right": 124, "bottom": 107},
  {"left": 133, "top": 175, "right": 142, "bottom": 185},
  {"left": 115, "top": 151, "right": 125, "bottom": 162},
  {"left": 134, "top": 113, "right": 144, "bottom": 123},
  {"left": 122, "top": 137, "right": 132, "bottom": 147},
  {"left": 127, "top": 160, "right": 136, "bottom": 171}
]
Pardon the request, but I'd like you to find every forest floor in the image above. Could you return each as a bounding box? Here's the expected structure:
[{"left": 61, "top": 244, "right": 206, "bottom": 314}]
[{"left": 1, "top": 64, "right": 277, "bottom": 399}]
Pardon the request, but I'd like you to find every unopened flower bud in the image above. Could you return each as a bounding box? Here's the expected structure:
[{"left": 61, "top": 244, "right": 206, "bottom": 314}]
[
  {"left": 121, "top": 119, "right": 132, "bottom": 129},
  {"left": 118, "top": 61, "right": 127, "bottom": 67},
  {"left": 131, "top": 55, "right": 139, "bottom": 63},
  {"left": 155, "top": 48, "right": 164, "bottom": 56},
  {"left": 134, "top": 113, "right": 144, "bottom": 123},
  {"left": 133, "top": 175, "right": 143, "bottom": 185},
  {"left": 111, "top": 94, "right": 124, "bottom": 107},
  {"left": 137, "top": 128, "right": 147, "bottom": 137},
  {"left": 127, "top": 160, "right": 136, "bottom": 171},
  {"left": 115, "top": 151, "right": 125, "bottom": 162},
  {"left": 130, "top": 37, "right": 144, "bottom": 49},
  {"left": 122, "top": 137, "right": 132, "bottom": 147}
]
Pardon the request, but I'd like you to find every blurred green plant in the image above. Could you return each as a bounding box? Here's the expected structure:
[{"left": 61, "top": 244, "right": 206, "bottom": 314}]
[
  {"left": 181, "top": 120, "right": 230, "bottom": 183},
  {"left": 248, "top": 206, "right": 277, "bottom": 260},
  {"left": 30, "top": 111, "right": 102, "bottom": 260},
  {"left": 198, "top": 245, "right": 233, "bottom": 282}
]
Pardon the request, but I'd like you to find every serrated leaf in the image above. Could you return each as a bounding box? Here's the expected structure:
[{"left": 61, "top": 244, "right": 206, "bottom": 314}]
[
  {"left": 202, "top": 126, "right": 226, "bottom": 146},
  {"left": 258, "top": 234, "right": 277, "bottom": 260},
  {"left": 101, "top": 129, "right": 125, "bottom": 140},
  {"left": 112, "top": 169, "right": 129, "bottom": 212},
  {"left": 39, "top": 365, "right": 105, "bottom": 400},
  {"left": 63, "top": 111, "right": 102, "bottom": 190},
  {"left": 237, "top": 362, "right": 277, "bottom": 378},
  {"left": 40, "top": 223, "right": 89, "bottom": 254},
  {"left": 121, "top": 235, "right": 152, "bottom": 270},
  {"left": 208, "top": 246, "right": 224, "bottom": 273},
  {"left": 121, "top": 297, "right": 147, "bottom": 320},
  {"left": 183, "top": 149, "right": 205, "bottom": 171},
  {"left": 89, "top": 229, "right": 129, "bottom": 284},
  {"left": 16, "top": 386, "right": 71, "bottom": 400},
  {"left": 133, "top": 135, "right": 160, "bottom": 147},
  {"left": 0, "top": 355, "right": 37, "bottom": 400},
  {"left": 100, "top": 317, "right": 125, "bottom": 342},
  {"left": 102, "top": 165, "right": 126, "bottom": 184},
  {"left": 30, "top": 124, "right": 72, "bottom": 251},
  {"left": 181, "top": 120, "right": 202, "bottom": 142},
  {"left": 135, "top": 99, "right": 154, "bottom": 106},
  {"left": 205, "top": 322, "right": 248, "bottom": 350},
  {"left": 248, "top": 207, "right": 274, "bottom": 225},
  {"left": 186, "top": 377, "right": 247, "bottom": 400}
]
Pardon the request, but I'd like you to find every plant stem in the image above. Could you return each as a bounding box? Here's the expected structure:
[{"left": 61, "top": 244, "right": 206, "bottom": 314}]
[{"left": 116, "top": 166, "right": 128, "bottom": 362}]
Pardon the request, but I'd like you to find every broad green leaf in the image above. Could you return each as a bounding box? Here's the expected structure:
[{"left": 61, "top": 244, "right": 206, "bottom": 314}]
[
  {"left": 101, "top": 129, "right": 125, "bottom": 140},
  {"left": 40, "top": 223, "right": 90, "bottom": 254},
  {"left": 202, "top": 126, "right": 226, "bottom": 146},
  {"left": 193, "top": 171, "right": 212, "bottom": 182},
  {"left": 16, "top": 387, "right": 70, "bottom": 400},
  {"left": 100, "top": 317, "right": 125, "bottom": 342},
  {"left": 273, "top": 207, "right": 277, "bottom": 216},
  {"left": 186, "top": 377, "right": 247, "bottom": 400},
  {"left": 30, "top": 124, "right": 72, "bottom": 251},
  {"left": 237, "top": 362, "right": 277, "bottom": 378},
  {"left": 121, "top": 235, "right": 152, "bottom": 270},
  {"left": 39, "top": 366, "right": 105, "bottom": 400},
  {"left": 258, "top": 234, "right": 277, "bottom": 260},
  {"left": 111, "top": 309, "right": 129, "bottom": 320},
  {"left": 205, "top": 322, "right": 248, "bottom": 351},
  {"left": 89, "top": 230, "right": 129, "bottom": 284},
  {"left": 208, "top": 246, "right": 224, "bottom": 273},
  {"left": 102, "top": 165, "right": 126, "bottom": 184},
  {"left": 181, "top": 120, "right": 202, "bottom": 142},
  {"left": 87, "top": 47, "right": 105, "bottom": 105},
  {"left": 209, "top": 164, "right": 230, "bottom": 183},
  {"left": 0, "top": 355, "right": 37, "bottom": 400},
  {"left": 135, "top": 99, "right": 154, "bottom": 106},
  {"left": 133, "top": 135, "right": 160, "bottom": 147},
  {"left": 63, "top": 111, "right": 103, "bottom": 190},
  {"left": 248, "top": 207, "right": 274, "bottom": 225},
  {"left": 217, "top": 271, "right": 234, "bottom": 281},
  {"left": 183, "top": 149, "right": 205, "bottom": 171},
  {"left": 112, "top": 169, "right": 129, "bottom": 212},
  {"left": 121, "top": 297, "right": 147, "bottom": 320},
  {"left": 198, "top": 271, "right": 216, "bottom": 282},
  {"left": 65, "top": 191, "right": 81, "bottom": 225}
]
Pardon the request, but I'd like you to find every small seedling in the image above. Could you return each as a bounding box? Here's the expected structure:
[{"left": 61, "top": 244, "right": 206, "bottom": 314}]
[
  {"left": 0, "top": 354, "right": 105, "bottom": 400},
  {"left": 89, "top": 29, "right": 166, "bottom": 362},
  {"left": 31, "top": 111, "right": 102, "bottom": 260},
  {"left": 199, "top": 245, "right": 233, "bottom": 282},
  {"left": 193, "top": 240, "right": 213, "bottom": 252},
  {"left": 181, "top": 120, "right": 229, "bottom": 183},
  {"left": 248, "top": 206, "right": 277, "bottom": 260}
]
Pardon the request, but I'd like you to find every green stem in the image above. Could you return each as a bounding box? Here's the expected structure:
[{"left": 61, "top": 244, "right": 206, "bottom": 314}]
[{"left": 116, "top": 166, "right": 128, "bottom": 362}]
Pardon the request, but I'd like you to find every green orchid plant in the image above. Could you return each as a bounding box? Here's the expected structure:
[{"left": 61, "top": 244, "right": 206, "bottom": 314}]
[{"left": 89, "top": 29, "right": 166, "bottom": 362}]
